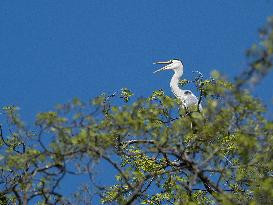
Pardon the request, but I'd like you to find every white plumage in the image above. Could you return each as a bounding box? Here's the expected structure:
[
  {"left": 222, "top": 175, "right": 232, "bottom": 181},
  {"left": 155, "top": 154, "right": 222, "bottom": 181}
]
[{"left": 153, "top": 59, "right": 202, "bottom": 111}]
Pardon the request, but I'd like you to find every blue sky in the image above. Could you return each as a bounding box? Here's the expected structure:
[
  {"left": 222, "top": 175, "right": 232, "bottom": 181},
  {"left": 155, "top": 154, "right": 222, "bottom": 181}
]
[
  {"left": 1, "top": 0, "right": 272, "bottom": 202},
  {"left": 1, "top": 0, "right": 272, "bottom": 120}
]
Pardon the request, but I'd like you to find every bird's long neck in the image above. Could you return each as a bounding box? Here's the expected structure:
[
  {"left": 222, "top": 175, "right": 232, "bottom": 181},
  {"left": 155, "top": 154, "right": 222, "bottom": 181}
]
[{"left": 170, "top": 67, "right": 184, "bottom": 99}]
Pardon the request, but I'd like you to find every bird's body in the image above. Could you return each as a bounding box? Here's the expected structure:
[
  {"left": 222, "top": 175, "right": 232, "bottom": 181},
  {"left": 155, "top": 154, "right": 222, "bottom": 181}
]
[{"left": 154, "top": 59, "right": 202, "bottom": 111}]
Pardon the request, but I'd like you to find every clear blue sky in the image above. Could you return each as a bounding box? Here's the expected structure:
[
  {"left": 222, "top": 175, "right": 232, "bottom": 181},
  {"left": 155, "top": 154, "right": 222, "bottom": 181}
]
[{"left": 1, "top": 0, "right": 272, "bottom": 202}]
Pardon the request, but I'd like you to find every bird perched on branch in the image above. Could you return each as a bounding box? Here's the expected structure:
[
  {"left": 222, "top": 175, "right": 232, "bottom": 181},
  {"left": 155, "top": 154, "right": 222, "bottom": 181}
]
[{"left": 153, "top": 59, "right": 202, "bottom": 112}]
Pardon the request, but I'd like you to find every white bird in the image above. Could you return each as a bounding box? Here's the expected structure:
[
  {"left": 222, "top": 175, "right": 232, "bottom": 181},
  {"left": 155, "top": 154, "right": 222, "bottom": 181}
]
[{"left": 153, "top": 59, "right": 202, "bottom": 111}]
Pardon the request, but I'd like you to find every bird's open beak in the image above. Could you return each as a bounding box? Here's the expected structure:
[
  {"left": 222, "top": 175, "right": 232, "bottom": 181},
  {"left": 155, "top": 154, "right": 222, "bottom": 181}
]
[{"left": 153, "top": 60, "right": 172, "bottom": 73}]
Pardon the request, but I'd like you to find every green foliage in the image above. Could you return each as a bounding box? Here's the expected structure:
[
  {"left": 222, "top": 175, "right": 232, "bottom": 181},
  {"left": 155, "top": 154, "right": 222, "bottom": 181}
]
[
  {"left": 236, "top": 16, "right": 273, "bottom": 87},
  {"left": 0, "top": 15, "right": 272, "bottom": 205},
  {"left": 120, "top": 88, "right": 133, "bottom": 103}
]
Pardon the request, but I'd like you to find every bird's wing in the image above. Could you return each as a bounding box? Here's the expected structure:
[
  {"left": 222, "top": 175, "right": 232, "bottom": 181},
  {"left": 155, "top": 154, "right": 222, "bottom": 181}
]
[
  {"left": 188, "top": 94, "right": 202, "bottom": 111},
  {"left": 184, "top": 94, "right": 198, "bottom": 106},
  {"left": 182, "top": 91, "right": 200, "bottom": 107},
  {"left": 177, "top": 90, "right": 202, "bottom": 111}
]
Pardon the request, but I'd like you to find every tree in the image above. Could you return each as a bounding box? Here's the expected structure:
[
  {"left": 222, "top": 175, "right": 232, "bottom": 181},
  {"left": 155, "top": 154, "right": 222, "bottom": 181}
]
[{"left": 0, "top": 17, "right": 272, "bottom": 205}]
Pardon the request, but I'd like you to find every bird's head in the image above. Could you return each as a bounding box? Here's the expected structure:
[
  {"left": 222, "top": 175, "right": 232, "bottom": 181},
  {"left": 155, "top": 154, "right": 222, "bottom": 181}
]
[{"left": 153, "top": 59, "right": 183, "bottom": 74}]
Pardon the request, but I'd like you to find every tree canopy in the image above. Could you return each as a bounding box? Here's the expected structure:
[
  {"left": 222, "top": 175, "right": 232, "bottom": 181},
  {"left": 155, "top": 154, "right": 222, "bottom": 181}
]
[{"left": 0, "top": 17, "right": 272, "bottom": 205}]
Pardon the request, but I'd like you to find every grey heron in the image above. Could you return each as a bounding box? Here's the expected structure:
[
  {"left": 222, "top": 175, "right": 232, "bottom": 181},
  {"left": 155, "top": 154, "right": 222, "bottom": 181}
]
[{"left": 153, "top": 59, "right": 202, "bottom": 111}]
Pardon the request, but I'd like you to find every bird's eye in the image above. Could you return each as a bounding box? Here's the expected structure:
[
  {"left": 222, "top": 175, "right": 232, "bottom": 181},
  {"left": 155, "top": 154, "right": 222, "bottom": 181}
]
[{"left": 184, "top": 91, "right": 192, "bottom": 95}]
